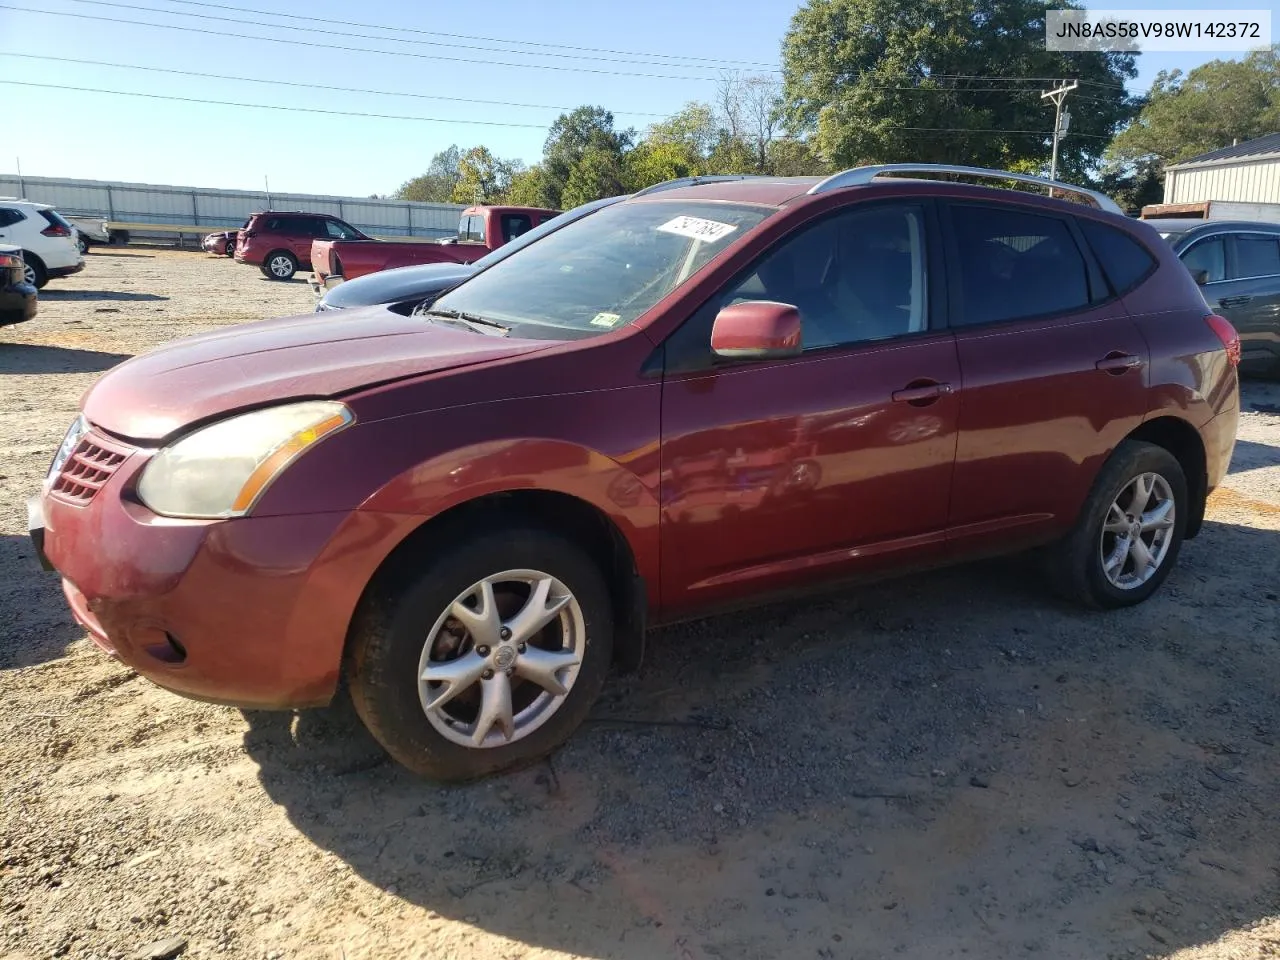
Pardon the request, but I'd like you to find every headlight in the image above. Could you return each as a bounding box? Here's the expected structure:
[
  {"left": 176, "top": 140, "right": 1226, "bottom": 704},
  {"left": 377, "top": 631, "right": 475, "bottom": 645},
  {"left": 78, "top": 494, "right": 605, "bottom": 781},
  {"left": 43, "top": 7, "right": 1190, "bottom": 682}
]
[
  {"left": 48, "top": 415, "right": 89, "bottom": 481},
  {"left": 137, "top": 401, "right": 353, "bottom": 519}
]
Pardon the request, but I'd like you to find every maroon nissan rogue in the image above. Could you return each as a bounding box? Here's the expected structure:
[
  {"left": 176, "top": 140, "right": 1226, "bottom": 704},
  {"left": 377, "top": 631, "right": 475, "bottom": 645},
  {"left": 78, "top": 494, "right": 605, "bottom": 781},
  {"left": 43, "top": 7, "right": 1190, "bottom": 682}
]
[{"left": 30, "top": 166, "right": 1241, "bottom": 781}]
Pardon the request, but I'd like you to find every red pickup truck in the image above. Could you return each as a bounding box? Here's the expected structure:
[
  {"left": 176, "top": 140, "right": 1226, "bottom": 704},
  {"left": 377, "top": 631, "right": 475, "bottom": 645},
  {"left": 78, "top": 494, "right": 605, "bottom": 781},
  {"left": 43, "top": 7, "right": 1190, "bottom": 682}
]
[{"left": 310, "top": 205, "right": 559, "bottom": 290}]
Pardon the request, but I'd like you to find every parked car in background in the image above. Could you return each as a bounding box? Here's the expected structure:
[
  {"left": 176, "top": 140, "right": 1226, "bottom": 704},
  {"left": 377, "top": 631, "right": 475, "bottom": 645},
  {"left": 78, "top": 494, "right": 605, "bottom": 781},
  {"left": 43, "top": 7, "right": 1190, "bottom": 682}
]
[
  {"left": 30, "top": 165, "right": 1240, "bottom": 782},
  {"left": 0, "top": 199, "right": 84, "bottom": 288},
  {"left": 202, "top": 228, "right": 241, "bottom": 257},
  {"left": 310, "top": 204, "right": 559, "bottom": 290},
  {"left": 0, "top": 245, "right": 37, "bottom": 326},
  {"left": 234, "top": 211, "right": 369, "bottom": 281},
  {"left": 1158, "top": 218, "right": 1280, "bottom": 377},
  {"left": 315, "top": 196, "right": 625, "bottom": 312},
  {"left": 67, "top": 217, "right": 111, "bottom": 254}
]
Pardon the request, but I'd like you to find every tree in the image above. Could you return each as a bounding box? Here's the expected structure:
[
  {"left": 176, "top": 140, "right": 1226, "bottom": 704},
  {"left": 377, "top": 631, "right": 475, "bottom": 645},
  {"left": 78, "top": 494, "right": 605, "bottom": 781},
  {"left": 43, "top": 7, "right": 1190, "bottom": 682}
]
[
  {"left": 718, "top": 73, "right": 785, "bottom": 172},
  {"left": 781, "top": 0, "right": 1138, "bottom": 181},
  {"left": 506, "top": 166, "right": 549, "bottom": 207},
  {"left": 562, "top": 145, "right": 628, "bottom": 208},
  {"left": 395, "top": 145, "right": 463, "bottom": 202},
  {"left": 1108, "top": 47, "right": 1280, "bottom": 169},
  {"left": 542, "top": 106, "right": 634, "bottom": 207},
  {"left": 449, "top": 146, "right": 521, "bottom": 204}
]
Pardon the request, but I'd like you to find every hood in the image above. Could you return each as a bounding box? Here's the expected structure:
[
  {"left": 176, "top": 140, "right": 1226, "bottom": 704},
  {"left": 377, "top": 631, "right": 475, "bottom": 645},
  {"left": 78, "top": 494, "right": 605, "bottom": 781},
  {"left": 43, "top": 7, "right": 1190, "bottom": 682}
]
[
  {"left": 83, "top": 305, "right": 552, "bottom": 441},
  {"left": 322, "top": 262, "right": 476, "bottom": 309}
]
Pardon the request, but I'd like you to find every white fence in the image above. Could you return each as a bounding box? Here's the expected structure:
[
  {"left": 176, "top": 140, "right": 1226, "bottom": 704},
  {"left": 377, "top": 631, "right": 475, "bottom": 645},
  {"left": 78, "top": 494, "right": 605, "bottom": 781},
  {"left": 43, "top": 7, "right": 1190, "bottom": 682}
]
[{"left": 0, "top": 174, "right": 465, "bottom": 239}]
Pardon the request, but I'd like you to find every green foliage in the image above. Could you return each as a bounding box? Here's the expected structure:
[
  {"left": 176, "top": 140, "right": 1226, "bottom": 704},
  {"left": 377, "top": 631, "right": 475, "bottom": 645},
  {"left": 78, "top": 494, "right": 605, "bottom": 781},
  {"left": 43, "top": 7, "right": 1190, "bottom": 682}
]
[
  {"left": 394, "top": 145, "right": 463, "bottom": 202},
  {"left": 1109, "top": 46, "right": 1280, "bottom": 167},
  {"left": 541, "top": 106, "right": 634, "bottom": 208},
  {"left": 781, "top": 0, "right": 1138, "bottom": 181},
  {"left": 449, "top": 146, "right": 522, "bottom": 205},
  {"left": 561, "top": 146, "right": 628, "bottom": 209},
  {"left": 506, "top": 166, "right": 548, "bottom": 208}
]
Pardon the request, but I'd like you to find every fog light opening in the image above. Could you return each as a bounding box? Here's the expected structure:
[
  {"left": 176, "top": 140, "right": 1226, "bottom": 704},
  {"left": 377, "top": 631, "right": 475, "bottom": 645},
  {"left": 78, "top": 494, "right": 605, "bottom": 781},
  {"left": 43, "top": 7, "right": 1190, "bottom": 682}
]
[{"left": 144, "top": 633, "right": 187, "bottom": 664}]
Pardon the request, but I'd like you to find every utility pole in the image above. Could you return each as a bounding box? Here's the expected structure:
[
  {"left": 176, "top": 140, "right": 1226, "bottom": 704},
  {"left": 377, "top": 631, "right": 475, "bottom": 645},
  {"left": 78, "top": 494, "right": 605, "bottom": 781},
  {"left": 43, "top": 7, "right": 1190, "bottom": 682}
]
[
  {"left": 1041, "top": 80, "right": 1078, "bottom": 182},
  {"left": 15, "top": 156, "right": 25, "bottom": 199}
]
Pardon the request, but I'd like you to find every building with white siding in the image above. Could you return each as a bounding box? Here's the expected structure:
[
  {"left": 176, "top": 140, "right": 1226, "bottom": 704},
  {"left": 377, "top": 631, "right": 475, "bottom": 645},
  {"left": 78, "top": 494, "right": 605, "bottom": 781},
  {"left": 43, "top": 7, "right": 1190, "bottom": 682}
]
[{"left": 1163, "top": 133, "right": 1280, "bottom": 205}]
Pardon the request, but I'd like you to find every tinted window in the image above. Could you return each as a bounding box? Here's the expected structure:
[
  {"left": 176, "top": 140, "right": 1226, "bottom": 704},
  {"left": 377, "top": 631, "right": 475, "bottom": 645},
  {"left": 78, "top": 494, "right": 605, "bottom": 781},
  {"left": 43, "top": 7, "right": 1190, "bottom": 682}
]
[
  {"left": 459, "top": 215, "right": 485, "bottom": 243},
  {"left": 1080, "top": 219, "right": 1156, "bottom": 295},
  {"left": 0, "top": 207, "right": 24, "bottom": 227},
  {"left": 1180, "top": 238, "right": 1225, "bottom": 283},
  {"left": 501, "top": 213, "right": 533, "bottom": 243},
  {"left": 720, "top": 205, "right": 928, "bottom": 350},
  {"left": 1234, "top": 236, "right": 1280, "bottom": 278},
  {"left": 951, "top": 206, "right": 1090, "bottom": 325}
]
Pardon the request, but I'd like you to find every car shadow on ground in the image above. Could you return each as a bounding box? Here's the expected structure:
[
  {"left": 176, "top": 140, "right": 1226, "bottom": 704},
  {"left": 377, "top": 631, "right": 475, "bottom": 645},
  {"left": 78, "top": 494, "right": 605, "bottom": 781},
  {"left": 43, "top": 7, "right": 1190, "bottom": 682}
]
[
  {"left": 0, "top": 343, "right": 133, "bottom": 374},
  {"left": 1231, "top": 438, "right": 1280, "bottom": 473},
  {"left": 85, "top": 252, "right": 154, "bottom": 259},
  {"left": 38, "top": 290, "right": 168, "bottom": 302},
  {"left": 245, "top": 521, "right": 1280, "bottom": 958},
  {"left": 0, "top": 535, "right": 84, "bottom": 670}
]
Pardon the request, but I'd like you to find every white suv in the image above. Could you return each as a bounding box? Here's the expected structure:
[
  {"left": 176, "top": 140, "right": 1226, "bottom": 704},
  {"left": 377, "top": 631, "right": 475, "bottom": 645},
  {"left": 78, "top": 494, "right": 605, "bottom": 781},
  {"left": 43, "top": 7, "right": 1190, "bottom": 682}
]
[{"left": 0, "top": 199, "right": 84, "bottom": 288}]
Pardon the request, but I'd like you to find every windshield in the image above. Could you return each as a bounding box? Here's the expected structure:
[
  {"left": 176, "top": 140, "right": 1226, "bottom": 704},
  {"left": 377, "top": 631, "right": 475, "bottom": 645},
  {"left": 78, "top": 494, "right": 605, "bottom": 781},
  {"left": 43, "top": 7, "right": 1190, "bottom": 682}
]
[
  {"left": 431, "top": 201, "right": 772, "bottom": 335},
  {"left": 468, "top": 197, "right": 619, "bottom": 272}
]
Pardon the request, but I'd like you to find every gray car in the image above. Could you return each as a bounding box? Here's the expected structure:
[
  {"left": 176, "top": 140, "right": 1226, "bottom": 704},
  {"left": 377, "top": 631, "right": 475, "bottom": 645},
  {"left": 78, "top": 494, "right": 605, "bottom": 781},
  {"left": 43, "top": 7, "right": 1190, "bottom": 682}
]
[{"left": 1156, "top": 218, "right": 1280, "bottom": 376}]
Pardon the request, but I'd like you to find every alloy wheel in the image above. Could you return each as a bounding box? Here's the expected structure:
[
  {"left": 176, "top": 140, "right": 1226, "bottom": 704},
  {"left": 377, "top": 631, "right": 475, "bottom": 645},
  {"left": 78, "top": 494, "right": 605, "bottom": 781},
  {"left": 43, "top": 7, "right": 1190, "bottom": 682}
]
[
  {"left": 417, "top": 570, "right": 585, "bottom": 748},
  {"left": 1098, "top": 472, "right": 1176, "bottom": 590},
  {"left": 269, "top": 255, "right": 294, "bottom": 278},
  {"left": 23, "top": 262, "right": 36, "bottom": 286}
]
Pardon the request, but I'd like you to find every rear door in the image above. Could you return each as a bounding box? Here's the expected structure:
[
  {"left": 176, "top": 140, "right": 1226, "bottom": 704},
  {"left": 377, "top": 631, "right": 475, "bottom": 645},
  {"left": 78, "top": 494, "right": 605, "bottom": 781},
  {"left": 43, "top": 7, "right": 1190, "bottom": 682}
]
[
  {"left": 1222, "top": 230, "right": 1280, "bottom": 371},
  {"left": 290, "top": 217, "right": 325, "bottom": 264},
  {"left": 941, "top": 202, "right": 1150, "bottom": 555}
]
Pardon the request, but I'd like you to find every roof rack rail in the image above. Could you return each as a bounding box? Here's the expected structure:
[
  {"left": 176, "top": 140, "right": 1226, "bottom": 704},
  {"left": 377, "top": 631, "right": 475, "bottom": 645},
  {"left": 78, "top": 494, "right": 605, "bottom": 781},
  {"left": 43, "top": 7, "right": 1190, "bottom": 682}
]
[
  {"left": 807, "top": 164, "right": 1122, "bottom": 214},
  {"left": 633, "top": 174, "right": 760, "bottom": 196}
]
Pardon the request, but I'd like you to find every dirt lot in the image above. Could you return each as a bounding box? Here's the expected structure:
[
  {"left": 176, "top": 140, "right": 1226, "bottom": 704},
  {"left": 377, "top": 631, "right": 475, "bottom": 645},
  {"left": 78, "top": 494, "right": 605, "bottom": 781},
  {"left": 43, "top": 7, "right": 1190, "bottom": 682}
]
[{"left": 2, "top": 248, "right": 1279, "bottom": 960}]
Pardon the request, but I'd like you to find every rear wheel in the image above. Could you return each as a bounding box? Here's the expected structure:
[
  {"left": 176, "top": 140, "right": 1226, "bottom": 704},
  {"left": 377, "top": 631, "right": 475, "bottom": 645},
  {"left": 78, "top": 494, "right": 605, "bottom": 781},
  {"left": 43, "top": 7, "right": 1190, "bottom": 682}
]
[
  {"left": 1045, "top": 440, "right": 1187, "bottom": 609},
  {"left": 21, "top": 253, "right": 47, "bottom": 289},
  {"left": 346, "top": 526, "right": 613, "bottom": 781},
  {"left": 261, "top": 251, "right": 297, "bottom": 280},
  {"left": 77, "top": 235, "right": 89, "bottom": 255}
]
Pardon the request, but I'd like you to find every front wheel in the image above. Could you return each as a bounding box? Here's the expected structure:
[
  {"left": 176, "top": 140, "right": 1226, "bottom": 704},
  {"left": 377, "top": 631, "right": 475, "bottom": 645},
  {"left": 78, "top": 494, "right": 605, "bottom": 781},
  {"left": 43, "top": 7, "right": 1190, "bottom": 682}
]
[
  {"left": 1045, "top": 440, "right": 1188, "bottom": 609},
  {"left": 346, "top": 526, "right": 614, "bottom": 780},
  {"left": 224, "top": 239, "right": 235, "bottom": 257}
]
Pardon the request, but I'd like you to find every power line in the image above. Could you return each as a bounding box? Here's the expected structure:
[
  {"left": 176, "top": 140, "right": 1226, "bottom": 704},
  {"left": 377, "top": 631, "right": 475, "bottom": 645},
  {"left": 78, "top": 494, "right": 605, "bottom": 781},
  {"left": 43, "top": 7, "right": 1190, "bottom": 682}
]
[
  {"left": 59, "top": 0, "right": 781, "bottom": 72},
  {"left": 0, "top": 52, "right": 670, "bottom": 118},
  {"left": 0, "top": 80, "right": 1117, "bottom": 140},
  {"left": 147, "top": 0, "right": 778, "bottom": 70},
  {"left": 0, "top": 5, "right": 721, "bottom": 81},
  {"left": 0, "top": 80, "right": 557, "bottom": 128}
]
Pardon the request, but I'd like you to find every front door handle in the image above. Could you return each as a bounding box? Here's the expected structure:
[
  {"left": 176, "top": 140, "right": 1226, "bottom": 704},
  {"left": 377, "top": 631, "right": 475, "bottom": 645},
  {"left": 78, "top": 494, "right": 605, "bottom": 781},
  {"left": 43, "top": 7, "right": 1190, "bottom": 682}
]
[
  {"left": 892, "top": 381, "right": 953, "bottom": 405},
  {"left": 1095, "top": 352, "right": 1144, "bottom": 374},
  {"left": 1218, "top": 295, "right": 1253, "bottom": 308}
]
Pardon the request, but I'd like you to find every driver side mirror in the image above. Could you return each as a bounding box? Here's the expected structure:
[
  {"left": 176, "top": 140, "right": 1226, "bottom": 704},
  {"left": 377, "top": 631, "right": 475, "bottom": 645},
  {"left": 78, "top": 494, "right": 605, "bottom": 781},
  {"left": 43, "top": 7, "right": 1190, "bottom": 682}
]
[
  {"left": 1190, "top": 268, "right": 1210, "bottom": 286},
  {"left": 711, "top": 301, "right": 803, "bottom": 361}
]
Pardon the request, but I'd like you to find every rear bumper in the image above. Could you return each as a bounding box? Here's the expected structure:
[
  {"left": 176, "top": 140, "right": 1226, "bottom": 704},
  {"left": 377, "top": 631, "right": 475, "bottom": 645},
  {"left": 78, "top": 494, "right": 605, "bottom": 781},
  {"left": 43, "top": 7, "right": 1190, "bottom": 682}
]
[
  {"left": 47, "top": 261, "right": 85, "bottom": 279},
  {"left": 0, "top": 285, "right": 37, "bottom": 325}
]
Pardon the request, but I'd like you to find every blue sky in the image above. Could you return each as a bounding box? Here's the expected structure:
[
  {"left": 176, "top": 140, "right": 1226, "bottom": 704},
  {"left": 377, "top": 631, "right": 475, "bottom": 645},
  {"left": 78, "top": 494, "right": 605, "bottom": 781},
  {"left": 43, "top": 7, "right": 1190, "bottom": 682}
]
[{"left": 0, "top": 0, "right": 1275, "bottom": 197}]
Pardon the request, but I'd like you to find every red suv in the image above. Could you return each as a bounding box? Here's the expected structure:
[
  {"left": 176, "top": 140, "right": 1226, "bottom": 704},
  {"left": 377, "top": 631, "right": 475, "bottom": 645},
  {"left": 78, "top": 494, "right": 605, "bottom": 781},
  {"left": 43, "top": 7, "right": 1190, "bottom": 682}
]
[
  {"left": 234, "top": 211, "right": 368, "bottom": 280},
  {"left": 30, "top": 166, "right": 1240, "bottom": 781}
]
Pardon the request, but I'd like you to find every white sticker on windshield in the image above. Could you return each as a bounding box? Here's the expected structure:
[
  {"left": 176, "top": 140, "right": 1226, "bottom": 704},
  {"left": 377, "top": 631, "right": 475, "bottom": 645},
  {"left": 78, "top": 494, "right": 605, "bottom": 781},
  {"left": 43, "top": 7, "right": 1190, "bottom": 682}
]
[
  {"left": 656, "top": 215, "right": 738, "bottom": 244},
  {"left": 590, "top": 312, "right": 622, "bottom": 328}
]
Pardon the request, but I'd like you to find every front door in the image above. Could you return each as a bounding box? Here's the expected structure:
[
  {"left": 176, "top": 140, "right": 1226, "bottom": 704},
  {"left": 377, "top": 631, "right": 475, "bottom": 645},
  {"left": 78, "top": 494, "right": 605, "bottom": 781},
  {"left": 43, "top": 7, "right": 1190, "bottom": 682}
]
[
  {"left": 658, "top": 202, "right": 961, "bottom": 614},
  {"left": 940, "top": 201, "right": 1150, "bottom": 555}
]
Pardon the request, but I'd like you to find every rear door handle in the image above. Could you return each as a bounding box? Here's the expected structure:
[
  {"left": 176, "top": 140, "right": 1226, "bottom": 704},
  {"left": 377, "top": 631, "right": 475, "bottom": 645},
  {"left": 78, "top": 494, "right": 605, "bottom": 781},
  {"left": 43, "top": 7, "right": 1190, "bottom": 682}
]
[
  {"left": 1218, "top": 295, "right": 1253, "bottom": 308},
  {"left": 892, "top": 382, "right": 953, "bottom": 404},
  {"left": 1095, "top": 353, "right": 1144, "bottom": 374}
]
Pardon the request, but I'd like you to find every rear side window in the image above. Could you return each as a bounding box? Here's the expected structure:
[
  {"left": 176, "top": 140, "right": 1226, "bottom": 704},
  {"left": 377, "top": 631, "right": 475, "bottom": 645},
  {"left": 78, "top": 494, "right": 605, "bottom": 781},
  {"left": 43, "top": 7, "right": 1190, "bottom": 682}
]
[
  {"left": 1079, "top": 219, "right": 1156, "bottom": 295},
  {"left": 1234, "top": 235, "right": 1280, "bottom": 278},
  {"left": 0, "top": 207, "right": 24, "bottom": 227},
  {"left": 950, "top": 205, "right": 1091, "bottom": 326},
  {"left": 501, "top": 213, "right": 533, "bottom": 243},
  {"left": 1180, "top": 238, "right": 1225, "bottom": 283},
  {"left": 38, "top": 209, "right": 73, "bottom": 230}
]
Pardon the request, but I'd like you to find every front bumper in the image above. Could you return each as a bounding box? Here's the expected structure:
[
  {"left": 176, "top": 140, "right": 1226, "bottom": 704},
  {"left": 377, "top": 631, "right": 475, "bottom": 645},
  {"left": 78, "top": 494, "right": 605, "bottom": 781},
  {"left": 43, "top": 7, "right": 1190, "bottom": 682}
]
[{"left": 32, "top": 439, "right": 419, "bottom": 709}]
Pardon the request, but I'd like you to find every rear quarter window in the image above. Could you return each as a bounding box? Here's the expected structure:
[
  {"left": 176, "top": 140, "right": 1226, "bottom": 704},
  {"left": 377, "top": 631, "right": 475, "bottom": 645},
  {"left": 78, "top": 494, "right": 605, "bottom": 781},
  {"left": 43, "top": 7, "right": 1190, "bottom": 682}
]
[
  {"left": 0, "top": 208, "right": 24, "bottom": 227},
  {"left": 1079, "top": 219, "right": 1158, "bottom": 295}
]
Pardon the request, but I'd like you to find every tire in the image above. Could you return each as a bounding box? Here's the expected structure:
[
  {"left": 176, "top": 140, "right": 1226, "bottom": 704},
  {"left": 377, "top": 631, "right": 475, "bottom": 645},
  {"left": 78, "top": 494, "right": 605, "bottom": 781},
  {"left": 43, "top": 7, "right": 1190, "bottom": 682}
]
[
  {"left": 224, "top": 239, "right": 235, "bottom": 257},
  {"left": 22, "top": 253, "right": 47, "bottom": 289},
  {"left": 346, "top": 526, "right": 614, "bottom": 781},
  {"left": 1045, "top": 440, "right": 1188, "bottom": 609},
  {"left": 261, "top": 250, "right": 297, "bottom": 280},
  {"left": 77, "top": 236, "right": 89, "bottom": 255},
  {"left": 109, "top": 230, "right": 129, "bottom": 246}
]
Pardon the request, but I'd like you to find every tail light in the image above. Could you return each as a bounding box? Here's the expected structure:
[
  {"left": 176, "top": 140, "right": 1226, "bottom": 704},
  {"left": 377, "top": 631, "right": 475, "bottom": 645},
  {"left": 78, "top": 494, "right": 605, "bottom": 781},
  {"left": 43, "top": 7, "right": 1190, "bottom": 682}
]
[
  {"left": 0, "top": 252, "right": 20, "bottom": 269},
  {"left": 41, "top": 223, "right": 71, "bottom": 237},
  {"left": 1205, "top": 313, "right": 1241, "bottom": 367}
]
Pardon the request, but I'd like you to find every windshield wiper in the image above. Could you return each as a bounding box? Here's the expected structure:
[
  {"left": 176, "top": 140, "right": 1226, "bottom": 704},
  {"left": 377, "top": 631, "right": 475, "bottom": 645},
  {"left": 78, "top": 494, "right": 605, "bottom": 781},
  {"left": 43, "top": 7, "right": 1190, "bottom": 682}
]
[{"left": 423, "top": 308, "right": 510, "bottom": 336}]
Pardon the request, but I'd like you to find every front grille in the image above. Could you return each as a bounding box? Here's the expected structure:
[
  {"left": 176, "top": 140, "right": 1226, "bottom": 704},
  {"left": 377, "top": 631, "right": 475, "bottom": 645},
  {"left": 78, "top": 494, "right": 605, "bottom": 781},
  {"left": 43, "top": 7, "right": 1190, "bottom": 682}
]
[{"left": 51, "top": 435, "right": 130, "bottom": 504}]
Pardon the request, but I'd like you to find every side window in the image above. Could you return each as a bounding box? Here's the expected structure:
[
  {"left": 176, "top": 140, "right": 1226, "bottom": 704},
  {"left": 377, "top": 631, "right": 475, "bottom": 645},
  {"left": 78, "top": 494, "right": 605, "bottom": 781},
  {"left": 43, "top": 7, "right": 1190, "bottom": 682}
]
[
  {"left": 1233, "top": 235, "right": 1280, "bottom": 279},
  {"left": 0, "top": 207, "right": 25, "bottom": 227},
  {"left": 265, "top": 217, "right": 285, "bottom": 232},
  {"left": 721, "top": 205, "right": 928, "bottom": 350},
  {"left": 1180, "top": 238, "right": 1225, "bottom": 283},
  {"left": 501, "top": 213, "right": 533, "bottom": 243},
  {"left": 324, "top": 219, "right": 359, "bottom": 240},
  {"left": 1079, "top": 219, "right": 1156, "bottom": 296},
  {"left": 950, "top": 205, "right": 1091, "bottom": 326}
]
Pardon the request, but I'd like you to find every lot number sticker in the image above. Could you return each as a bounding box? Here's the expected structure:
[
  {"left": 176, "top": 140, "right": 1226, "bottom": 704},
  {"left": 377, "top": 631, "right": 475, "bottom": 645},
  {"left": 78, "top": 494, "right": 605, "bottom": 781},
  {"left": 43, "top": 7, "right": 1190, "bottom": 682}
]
[
  {"left": 590, "top": 312, "right": 622, "bottom": 328},
  {"left": 657, "top": 216, "right": 738, "bottom": 244}
]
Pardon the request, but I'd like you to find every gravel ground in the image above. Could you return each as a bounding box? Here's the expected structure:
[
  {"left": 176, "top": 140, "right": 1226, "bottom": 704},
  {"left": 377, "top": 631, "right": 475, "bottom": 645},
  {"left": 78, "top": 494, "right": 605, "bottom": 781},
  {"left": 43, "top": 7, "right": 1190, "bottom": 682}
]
[{"left": 2, "top": 249, "right": 1279, "bottom": 960}]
